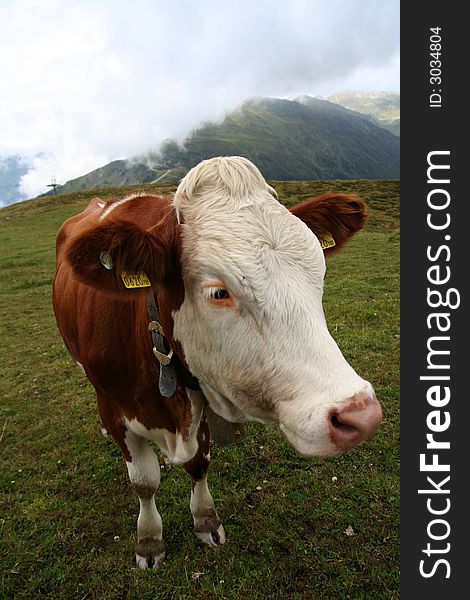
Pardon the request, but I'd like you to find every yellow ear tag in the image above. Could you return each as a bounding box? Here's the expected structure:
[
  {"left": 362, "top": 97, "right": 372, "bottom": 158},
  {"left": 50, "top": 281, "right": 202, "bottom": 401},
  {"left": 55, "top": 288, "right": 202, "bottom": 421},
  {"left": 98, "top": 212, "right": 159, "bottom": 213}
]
[
  {"left": 318, "top": 232, "right": 336, "bottom": 250},
  {"left": 121, "top": 271, "right": 151, "bottom": 289}
]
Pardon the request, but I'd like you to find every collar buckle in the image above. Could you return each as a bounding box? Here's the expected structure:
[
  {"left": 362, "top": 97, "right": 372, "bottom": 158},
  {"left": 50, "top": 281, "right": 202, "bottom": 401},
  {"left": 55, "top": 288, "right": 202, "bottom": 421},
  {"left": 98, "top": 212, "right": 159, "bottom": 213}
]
[
  {"left": 152, "top": 346, "right": 174, "bottom": 367},
  {"left": 148, "top": 320, "right": 165, "bottom": 335}
]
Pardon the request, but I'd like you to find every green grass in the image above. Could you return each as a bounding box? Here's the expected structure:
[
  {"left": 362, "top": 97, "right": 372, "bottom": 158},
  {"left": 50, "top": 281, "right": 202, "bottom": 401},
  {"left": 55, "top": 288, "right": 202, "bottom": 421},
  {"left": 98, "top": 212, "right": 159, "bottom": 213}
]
[{"left": 0, "top": 180, "right": 399, "bottom": 599}]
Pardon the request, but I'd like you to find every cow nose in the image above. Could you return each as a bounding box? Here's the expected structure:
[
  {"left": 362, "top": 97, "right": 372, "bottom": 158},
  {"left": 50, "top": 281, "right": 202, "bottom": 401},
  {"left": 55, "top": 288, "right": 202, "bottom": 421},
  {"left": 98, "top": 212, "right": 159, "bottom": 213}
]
[{"left": 328, "top": 391, "right": 382, "bottom": 452}]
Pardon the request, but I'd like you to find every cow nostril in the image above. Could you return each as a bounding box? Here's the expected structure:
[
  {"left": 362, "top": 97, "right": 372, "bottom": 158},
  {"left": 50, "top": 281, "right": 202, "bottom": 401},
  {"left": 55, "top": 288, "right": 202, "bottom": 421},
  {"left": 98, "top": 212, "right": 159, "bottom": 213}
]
[
  {"left": 328, "top": 392, "right": 382, "bottom": 452},
  {"left": 330, "top": 413, "right": 358, "bottom": 435}
]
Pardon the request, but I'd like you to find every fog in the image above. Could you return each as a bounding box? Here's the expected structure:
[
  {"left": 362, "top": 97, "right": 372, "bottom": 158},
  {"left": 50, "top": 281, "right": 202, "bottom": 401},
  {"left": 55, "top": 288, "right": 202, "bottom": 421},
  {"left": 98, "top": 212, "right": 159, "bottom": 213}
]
[{"left": 0, "top": 0, "right": 399, "bottom": 198}]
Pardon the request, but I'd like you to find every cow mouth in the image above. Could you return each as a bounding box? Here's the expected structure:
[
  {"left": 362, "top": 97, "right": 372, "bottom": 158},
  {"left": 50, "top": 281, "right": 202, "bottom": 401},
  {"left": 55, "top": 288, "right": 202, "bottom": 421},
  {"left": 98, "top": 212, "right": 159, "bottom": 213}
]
[{"left": 279, "top": 421, "right": 338, "bottom": 457}]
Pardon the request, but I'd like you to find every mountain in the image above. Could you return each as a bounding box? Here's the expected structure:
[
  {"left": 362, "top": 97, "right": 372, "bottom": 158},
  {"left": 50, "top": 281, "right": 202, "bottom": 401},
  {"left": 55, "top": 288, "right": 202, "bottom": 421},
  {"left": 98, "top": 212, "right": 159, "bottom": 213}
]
[
  {"left": 155, "top": 96, "right": 400, "bottom": 179},
  {"left": 45, "top": 159, "right": 164, "bottom": 193},
  {"left": 328, "top": 91, "right": 400, "bottom": 137},
  {"left": 45, "top": 94, "right": 400, "bottom": 196},
  {"left": 0, "top": 155, "right": 29, "bottom": 207}
]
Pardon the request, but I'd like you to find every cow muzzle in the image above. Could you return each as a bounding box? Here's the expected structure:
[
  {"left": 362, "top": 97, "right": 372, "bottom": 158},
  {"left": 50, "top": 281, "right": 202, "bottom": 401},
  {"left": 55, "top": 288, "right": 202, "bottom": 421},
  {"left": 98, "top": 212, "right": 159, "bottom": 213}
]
[{"left": 328, "top": 390, "right": 382, "bottom": 452}]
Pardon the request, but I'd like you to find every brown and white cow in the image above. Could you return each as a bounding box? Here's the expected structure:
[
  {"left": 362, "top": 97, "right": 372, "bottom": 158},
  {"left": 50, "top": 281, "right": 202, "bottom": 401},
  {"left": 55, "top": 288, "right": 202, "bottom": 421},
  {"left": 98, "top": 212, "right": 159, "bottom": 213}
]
[{"left": 52, "top": 156, "right": 382, "bottom": 568}]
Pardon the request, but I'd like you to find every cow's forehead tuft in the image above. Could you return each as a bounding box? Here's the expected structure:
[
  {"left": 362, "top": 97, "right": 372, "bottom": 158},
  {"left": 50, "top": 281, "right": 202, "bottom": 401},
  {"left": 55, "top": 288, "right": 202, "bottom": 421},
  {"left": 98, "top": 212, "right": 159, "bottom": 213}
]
[{"left": 173, "top": 156, "right": 277, "bottom": 222}]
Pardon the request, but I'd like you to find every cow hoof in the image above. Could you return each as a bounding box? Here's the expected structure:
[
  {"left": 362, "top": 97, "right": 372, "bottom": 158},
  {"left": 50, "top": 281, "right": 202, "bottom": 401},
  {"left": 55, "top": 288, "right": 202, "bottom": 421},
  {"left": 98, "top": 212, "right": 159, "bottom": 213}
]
[
  {"left": 194, "top": 517, "right": 226, "bottom": 548},
  {"left": 135, "top": 536, "right": 166, "bottom": 569}
]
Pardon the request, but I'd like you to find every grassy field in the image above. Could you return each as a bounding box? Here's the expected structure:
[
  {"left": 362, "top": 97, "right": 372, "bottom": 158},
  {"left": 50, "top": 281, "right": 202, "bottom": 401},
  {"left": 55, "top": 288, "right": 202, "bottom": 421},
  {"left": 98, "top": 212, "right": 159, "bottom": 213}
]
[{"left": 0, "top": 180, "right": 399, "bottom": 599}]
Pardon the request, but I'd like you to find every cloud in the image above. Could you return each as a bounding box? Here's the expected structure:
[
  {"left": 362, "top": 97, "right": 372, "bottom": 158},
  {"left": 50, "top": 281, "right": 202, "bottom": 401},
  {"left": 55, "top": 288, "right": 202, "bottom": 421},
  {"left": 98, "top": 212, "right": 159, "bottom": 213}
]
[
  {"left": 18, "top": 143, "right": 110, "bottom": 199},
  {"left": 0, "top": 0, "right": 399, "bottom": 198}
]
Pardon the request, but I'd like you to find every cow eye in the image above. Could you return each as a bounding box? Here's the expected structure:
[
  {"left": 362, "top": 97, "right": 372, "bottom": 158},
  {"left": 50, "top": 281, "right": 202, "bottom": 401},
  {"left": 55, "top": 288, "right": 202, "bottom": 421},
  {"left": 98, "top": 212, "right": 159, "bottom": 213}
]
[
  {"left": 202, "top": 280, "right": 234, "bottom": 307},
  {"left": 207, "top": 287, "right": 230, "bottom": 300}
]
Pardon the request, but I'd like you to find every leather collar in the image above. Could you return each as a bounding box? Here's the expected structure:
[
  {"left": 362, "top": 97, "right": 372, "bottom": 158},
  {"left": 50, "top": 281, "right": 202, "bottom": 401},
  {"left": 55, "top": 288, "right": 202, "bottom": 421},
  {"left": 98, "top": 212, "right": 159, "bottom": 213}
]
[{"left": 146, "top": 291, "right": 200, "bottom": 397}]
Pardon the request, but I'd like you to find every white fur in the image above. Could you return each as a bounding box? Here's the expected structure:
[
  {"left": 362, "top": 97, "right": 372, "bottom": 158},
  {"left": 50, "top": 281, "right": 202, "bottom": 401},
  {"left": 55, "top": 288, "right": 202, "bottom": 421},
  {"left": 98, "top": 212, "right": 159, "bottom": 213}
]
[
  {"left": 172, "top": 156, "right": 370, "bottom": 456},
  {"left": 124, "top": 392, "right": 222, "bottom": 554},
  {"left": 190, "top": 477, "right": 226, "bottom": 547},
  {"left": 76, "top": 361, "right": 86, "bottom": 375},
  {"left": 124, "top": 429, "right": 163, "bottom": 565},
  {"left": 123, "top": 388, "right": 205, "bottom": 464},
  {"left": 99, "top": 192, "right": 149, "bottom": 221},
  {"left": 123, "top": 389, "right": 205, "bottom": 563}
]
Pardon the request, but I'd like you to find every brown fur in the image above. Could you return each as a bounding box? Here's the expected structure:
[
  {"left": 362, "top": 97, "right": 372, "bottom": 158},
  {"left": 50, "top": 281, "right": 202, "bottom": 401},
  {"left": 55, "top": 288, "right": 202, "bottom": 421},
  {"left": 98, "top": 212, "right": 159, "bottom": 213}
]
[
  {"left": 290, "top": 192, "right": 367, "bottom": 256},
  {"left": 64, "top": 196, "right": 180, "bottom": 297},
  {"left": 52, "top": 194, "right": 191, "bottom": 460}
]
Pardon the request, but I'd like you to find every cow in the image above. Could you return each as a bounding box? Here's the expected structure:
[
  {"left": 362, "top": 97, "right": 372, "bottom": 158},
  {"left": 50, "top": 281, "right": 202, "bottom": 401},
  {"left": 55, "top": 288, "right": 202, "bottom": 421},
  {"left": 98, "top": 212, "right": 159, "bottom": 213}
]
[{"left": 52, "top": 156, "right": 382, "bottom": 569}]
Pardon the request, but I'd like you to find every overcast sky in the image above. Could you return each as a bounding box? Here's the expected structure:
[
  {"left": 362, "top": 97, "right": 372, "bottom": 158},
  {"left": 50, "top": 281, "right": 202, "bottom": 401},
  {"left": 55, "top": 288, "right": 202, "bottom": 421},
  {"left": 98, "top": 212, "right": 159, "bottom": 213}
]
[{"left": 0, "top": 0, "right": 399, "bottom": 197}]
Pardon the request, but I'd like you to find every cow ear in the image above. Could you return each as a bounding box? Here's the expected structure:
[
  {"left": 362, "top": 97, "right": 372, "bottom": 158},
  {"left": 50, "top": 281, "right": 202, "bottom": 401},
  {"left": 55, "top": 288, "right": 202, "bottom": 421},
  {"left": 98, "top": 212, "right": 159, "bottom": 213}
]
[
  {"left": 290, "top": 193, "right": 367, "bottom": 255},
  {"left": 65, "top": 217, "right": 178, "bottom": 295}
]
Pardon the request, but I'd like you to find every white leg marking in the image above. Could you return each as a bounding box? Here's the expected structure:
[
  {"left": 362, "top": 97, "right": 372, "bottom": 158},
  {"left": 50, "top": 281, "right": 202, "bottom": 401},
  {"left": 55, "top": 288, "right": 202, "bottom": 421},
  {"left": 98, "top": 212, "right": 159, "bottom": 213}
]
[
  {"left": 125, "top": 430, "right": 165, "bottom": 568},
  {"left": 190, "top": 476, "right": 226, "bottom": 547}
]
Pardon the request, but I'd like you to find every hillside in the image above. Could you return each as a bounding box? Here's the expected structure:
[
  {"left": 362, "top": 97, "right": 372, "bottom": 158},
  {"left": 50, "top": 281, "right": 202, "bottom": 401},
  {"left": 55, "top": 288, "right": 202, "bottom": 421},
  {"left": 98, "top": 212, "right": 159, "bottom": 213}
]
[
  {"left": 328, "top": 91, "right": 400, "bottom": 136},
  {"left": 47, "top": 159, "right": 160, "bottom": 193},
  {"left": 156, "top": 97, "right": 399, "bottom": 179},
  {"left": 47, "top": 96, "right": 400, "bottom": 196}
]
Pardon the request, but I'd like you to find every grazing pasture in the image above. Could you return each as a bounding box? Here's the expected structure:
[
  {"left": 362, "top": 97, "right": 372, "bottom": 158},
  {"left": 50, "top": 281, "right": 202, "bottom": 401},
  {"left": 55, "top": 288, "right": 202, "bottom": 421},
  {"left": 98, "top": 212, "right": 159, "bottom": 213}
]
[{"left": 0, "top": 179, "right": 399, "bottom": 599}]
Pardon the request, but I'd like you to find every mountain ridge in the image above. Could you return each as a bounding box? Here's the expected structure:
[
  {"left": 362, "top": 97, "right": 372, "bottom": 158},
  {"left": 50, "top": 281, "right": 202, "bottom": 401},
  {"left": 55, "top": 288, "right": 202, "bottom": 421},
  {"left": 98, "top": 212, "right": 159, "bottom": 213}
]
[
  {"left": 327, "top": 91, "right": 400, "bottom": 136},
  {"left": 47, "top": 95, "right": 399, "bottom": 196},
  {"left": 0, "top": 92, "right": 400, "bottom": 205}
]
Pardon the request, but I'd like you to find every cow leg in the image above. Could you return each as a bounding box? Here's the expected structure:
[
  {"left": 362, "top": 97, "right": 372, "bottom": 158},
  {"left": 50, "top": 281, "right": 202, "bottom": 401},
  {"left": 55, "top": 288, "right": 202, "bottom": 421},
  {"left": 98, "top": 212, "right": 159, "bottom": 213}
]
[
  {"left": 184, "top": 415, "right": 226, "bottom": 547},
  {"left": 124, "top": 429, "right": 166, "bottom": 569}
]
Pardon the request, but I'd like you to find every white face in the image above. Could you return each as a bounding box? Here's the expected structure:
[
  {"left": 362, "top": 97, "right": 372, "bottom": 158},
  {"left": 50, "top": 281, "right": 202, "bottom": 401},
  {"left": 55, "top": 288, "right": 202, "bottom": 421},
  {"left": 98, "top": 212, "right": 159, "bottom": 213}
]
[{"left": 172, "top": 157, "right": 374, "bottom": 456}]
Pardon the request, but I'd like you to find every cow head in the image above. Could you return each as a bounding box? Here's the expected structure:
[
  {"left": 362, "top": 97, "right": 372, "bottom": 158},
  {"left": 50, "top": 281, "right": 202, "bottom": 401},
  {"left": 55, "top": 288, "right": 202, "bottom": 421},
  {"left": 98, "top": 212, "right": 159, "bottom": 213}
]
[{"left": 65, "top": 156, "right": 382, "bottom": 456}]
